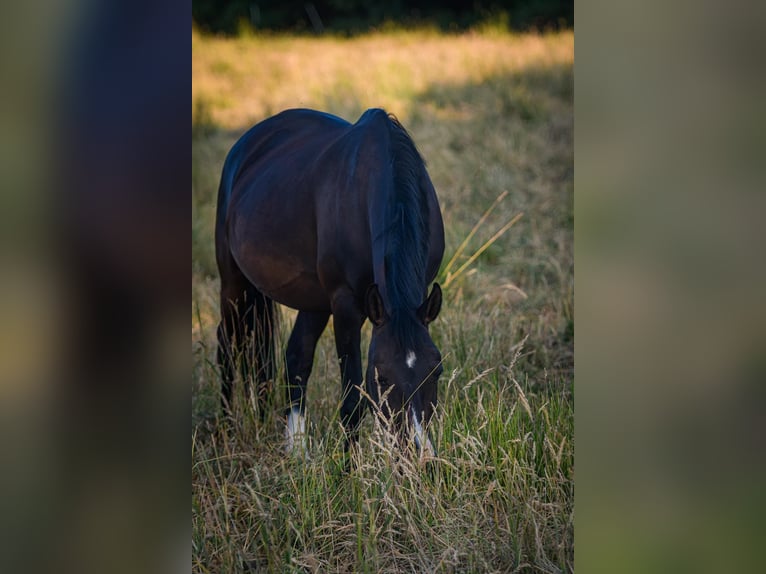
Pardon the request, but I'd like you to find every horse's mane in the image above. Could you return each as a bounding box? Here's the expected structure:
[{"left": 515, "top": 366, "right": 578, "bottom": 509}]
[{"left": 383, "top": 114, "right": 430, "bottom": 348}]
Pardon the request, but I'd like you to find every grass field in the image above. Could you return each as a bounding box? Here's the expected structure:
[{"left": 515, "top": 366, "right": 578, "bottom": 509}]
[{"left": 192, "top": 27, "right": 573, "bottom": 573}]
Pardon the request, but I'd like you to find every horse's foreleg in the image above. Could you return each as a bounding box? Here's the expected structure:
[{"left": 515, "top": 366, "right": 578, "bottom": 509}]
[
  {"left": 331, "top": 294, "right": 366, "bottom": 453},
  {"left": 284, "top": 310, "right": 330, "bottom": 453}
]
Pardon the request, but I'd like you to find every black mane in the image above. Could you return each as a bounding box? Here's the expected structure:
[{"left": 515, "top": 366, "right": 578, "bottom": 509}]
[{"left": 383, "top": 115, "right": 430, "bottom": 348}]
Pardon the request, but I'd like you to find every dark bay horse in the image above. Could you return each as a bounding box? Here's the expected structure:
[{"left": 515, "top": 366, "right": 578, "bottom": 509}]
[{"left": 215, "top": 108, "right": 444, "bottom": 454}]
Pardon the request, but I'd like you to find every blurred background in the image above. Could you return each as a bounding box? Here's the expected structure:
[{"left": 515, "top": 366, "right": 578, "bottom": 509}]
[{"left": 0, "top": 0, "right": 762, "bottom": 572}]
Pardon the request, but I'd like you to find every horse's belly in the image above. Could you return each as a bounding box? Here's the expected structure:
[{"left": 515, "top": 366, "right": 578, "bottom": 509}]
[
  {"left": 259, "top": 272, "right": 330, "bottom": 312},
  {"left": 228, "top": 193, "right": 330, "bottom": 310},
  {"left": 235, "top": 248, "right": 330, "bottom": 312}
]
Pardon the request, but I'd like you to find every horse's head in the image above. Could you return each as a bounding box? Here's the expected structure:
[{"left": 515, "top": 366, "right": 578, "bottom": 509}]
[{"left": 364, "top": 283, "right": 443, "bottom": 456}]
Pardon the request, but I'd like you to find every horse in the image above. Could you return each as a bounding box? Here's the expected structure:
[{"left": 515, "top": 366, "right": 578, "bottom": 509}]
[{"left": 215, "top": 108, "right": 445, "bottom": 455}]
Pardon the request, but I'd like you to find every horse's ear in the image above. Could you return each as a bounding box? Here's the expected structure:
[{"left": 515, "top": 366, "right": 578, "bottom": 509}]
[
  {"left": 419, "top": 283, "right": 442, "bottom": 325},
  {"left": 365, "top": 284, "right": 387, "bottom": 326}
]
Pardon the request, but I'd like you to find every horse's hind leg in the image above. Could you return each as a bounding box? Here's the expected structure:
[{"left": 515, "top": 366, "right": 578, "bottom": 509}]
[
  {"left": 217, "top": 270, "right": 275, "bottom": 418},
  {"left": 251, "top": 289, "right": 276, "bottom": 417},
  {"left": 284, "top": 310, "right": 330, "bottom": 453}
]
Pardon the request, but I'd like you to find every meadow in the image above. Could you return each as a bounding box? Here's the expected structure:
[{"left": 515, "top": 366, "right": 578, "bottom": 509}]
[{"left": 192, "top": 26, "right": 573, "bottom": 573}]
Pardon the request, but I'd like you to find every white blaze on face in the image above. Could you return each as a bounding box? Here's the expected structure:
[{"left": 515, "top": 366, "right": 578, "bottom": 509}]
[
  {"left": 410, "top": 406, "right": 435, "bottom": 458},
  {"left": 406, "top": 349, "right": 417, "bottom": 369},
  {"left": 285, "top": 407, "right": 306, "bottom": 454}
]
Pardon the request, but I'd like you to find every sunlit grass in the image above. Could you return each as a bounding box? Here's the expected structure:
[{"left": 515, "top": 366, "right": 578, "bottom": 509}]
[
  {"left": 193, "top": 27, "right": 573, "bottom": 573},
  {"left": 192, "top": 28, "right": 573, "bottom": 130}
]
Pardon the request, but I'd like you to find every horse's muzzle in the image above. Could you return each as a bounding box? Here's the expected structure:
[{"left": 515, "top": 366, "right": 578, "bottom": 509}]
[{"left": 410, "top": 406, "right": 436, "bottom": 457}]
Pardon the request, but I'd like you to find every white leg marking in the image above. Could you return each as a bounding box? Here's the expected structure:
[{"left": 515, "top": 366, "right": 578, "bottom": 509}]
[
  {"left": 285, "top": 407, "right": 306, "bottom": 454},
  {"left": 410, "top": 407, "right": 435, "bottom": 457},
  {"left": 406, "top": 349, "right": 417, "bottom": 369}
]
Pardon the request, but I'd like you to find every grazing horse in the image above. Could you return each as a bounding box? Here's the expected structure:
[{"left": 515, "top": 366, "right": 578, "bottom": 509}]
[{"left": 215, "top": 108, "right": 445, "bottom": 454}]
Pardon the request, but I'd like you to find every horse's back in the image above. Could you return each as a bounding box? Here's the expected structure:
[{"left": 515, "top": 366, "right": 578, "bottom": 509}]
[{"left": 225, "top": 109, "right": 349, "bottom": 188}]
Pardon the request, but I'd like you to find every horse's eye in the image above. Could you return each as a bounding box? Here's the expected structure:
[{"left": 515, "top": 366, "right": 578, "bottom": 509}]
[
  {"left": 373, "top": 367, "right": 389, "bottom": 387},
  {"left": 378, "top": 377, "right": 390, "bottom": 387}
]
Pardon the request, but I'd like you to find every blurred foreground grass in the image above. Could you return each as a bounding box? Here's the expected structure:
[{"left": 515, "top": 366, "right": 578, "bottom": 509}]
[{"left": 192, "top": 28, "right": 573, "bottom": 572}]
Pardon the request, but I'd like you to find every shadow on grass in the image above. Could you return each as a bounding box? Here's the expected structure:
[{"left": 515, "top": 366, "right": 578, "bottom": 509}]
[
  {"left": 404, "top": 63, "right": 574, "bottom": 383},
  {"left": 412, "top": 62, "right": 573, "bottom": 125}
]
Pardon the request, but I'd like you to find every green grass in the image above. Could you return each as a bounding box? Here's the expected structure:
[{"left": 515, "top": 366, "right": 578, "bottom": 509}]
[{"left": 193, "top": 28, "right": 573, "bottom": 573}]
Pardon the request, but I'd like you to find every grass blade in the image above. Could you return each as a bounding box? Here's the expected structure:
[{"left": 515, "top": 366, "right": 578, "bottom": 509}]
[
  {"left": 441, "top": 190, "right": 508, "bottom": 282},
  {"left": 443, "top": 212, "right": 523, "bottom": 288}
]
